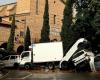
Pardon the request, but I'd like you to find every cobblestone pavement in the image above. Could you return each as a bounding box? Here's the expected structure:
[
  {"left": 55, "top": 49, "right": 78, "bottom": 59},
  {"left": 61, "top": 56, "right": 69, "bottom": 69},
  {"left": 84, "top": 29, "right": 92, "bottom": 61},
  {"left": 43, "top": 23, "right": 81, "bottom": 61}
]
[{"left": 0, "top": 68, "right": 100, "bottom": 80}]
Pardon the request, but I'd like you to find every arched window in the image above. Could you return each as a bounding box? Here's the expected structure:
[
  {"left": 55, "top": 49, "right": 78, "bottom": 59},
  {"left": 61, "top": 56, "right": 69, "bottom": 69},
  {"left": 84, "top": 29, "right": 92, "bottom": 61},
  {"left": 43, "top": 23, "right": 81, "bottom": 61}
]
[{"left": 36, "top": 0, "right": 39, "bottom": 15}]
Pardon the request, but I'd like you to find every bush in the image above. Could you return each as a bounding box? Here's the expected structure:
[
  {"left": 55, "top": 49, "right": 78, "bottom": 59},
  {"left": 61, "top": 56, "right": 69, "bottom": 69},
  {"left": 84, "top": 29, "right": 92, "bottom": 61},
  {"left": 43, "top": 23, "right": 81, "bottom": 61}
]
[
  {"left": 0, "top": 49, "right": 9, "bottom": 59},
  {"left": 0, "top": 42, "right": 7, "bottom": 50},
  {"left": 17, "top": 45, "right": 24, "bottom": 55}
]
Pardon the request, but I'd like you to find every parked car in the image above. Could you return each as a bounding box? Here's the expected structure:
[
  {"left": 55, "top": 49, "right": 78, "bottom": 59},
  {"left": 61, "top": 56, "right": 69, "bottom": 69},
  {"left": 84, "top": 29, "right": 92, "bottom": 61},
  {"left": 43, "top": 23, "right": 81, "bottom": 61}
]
[
  {"left": 94, "top": 54, "right": 100, "bottom": 70},
  {"left": 0, "top": 48, "right": 9, "bottom": 60},
  {"left": 2, "top": 55, "right": 20, "bottom": 68},
  {"left": 0, "top": 61, "right": 5, "bottom": 70}
]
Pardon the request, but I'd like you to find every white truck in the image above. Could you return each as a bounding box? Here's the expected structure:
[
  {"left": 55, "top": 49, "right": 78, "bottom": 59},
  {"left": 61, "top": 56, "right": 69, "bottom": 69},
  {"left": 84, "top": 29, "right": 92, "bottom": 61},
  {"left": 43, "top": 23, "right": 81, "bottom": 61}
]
[
  {"left": 59, "top": 38, "right": 96, "bottom": 72},
  {"left": 18, "top": 42, "right": 63, "bottom": 69}
]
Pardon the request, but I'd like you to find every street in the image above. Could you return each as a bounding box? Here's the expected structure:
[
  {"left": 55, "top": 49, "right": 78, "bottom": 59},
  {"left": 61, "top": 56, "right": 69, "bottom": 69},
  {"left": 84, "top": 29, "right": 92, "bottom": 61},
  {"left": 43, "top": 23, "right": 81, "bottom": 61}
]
[{"left": 0, "top": 68, "right": 100, "bottom": 80}]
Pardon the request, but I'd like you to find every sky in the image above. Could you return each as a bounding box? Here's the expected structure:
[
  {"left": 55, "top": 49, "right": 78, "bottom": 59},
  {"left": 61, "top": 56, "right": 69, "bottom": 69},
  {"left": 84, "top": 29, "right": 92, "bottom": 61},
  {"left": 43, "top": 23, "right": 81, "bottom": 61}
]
[{"left": 0, "top": 0, "right": 16, "bottom": 6}]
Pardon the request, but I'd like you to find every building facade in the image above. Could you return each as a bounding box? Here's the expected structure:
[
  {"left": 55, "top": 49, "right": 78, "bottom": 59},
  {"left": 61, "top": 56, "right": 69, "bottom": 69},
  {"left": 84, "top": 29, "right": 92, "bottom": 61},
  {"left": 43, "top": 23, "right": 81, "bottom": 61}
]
[{"left": 0, "top": 0, "right": 66, "bottom": 50}]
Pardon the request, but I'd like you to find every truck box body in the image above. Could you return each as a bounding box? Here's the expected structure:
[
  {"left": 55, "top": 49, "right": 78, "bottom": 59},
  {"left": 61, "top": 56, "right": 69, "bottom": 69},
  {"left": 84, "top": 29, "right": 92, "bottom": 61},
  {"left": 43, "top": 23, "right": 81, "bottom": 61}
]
[{"left": 32, "top": 42, "right": 63, "bottom": 63}]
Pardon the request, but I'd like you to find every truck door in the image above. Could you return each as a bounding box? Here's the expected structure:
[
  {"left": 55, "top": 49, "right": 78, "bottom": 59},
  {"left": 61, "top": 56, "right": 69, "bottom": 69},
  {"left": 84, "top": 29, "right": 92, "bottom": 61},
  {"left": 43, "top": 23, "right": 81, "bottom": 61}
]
[{"left": 20, "top": 51, "right": 31, "bottom": 65}]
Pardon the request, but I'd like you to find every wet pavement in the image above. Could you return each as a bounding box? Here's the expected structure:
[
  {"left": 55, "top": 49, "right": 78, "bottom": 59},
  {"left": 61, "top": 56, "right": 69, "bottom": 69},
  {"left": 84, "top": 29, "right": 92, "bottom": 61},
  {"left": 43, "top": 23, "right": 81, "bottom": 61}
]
[{"left": 0, "top": 69, "right": 100, "bottom": 80}]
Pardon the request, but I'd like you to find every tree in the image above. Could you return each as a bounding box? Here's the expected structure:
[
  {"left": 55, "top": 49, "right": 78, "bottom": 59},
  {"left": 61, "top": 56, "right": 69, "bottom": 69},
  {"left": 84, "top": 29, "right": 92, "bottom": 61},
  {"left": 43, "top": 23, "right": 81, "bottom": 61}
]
[
  {"left": 0, "top": 49, "right": 9, "bottom": 59},
  {"left": 24, "top": 27, "right": 31, "bottom": 51},
  {"left": 40, "top": 0, "right": 50, "bottom": 42},
  {"left": 74, "top": 0, "right": 95, "bottom": 39},
  {"left": 0, "top": 42, "right": 7, "bottom": 50},
  {"left": 74, "top": 0, "right": 100, "bottom": 53},
  {"left": 90, "top": 0, "right": 100, "bottom": 53},
  {"left": 7, "top": 14, "right": 16, "bottom": 52},
  {"left": 60, "top": 0, "right": 74, "bottom": 54}
]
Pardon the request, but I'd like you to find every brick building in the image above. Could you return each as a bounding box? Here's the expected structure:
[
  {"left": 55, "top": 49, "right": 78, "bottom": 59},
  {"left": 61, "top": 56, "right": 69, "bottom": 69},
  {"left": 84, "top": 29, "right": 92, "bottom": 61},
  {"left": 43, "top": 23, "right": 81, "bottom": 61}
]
[{"left": 0, "top": 0, "right": 67, "bottom": 50}]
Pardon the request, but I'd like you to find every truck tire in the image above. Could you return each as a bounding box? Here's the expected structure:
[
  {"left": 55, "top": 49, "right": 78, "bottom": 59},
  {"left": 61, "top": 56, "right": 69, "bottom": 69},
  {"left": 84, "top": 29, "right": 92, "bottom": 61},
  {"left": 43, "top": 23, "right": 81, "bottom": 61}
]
[
  {"left": 47, "top": 62, "right": 55, "bottom": 70},
  {"left": 24, "top": 63, "right": 31, "bottom": 70},
  {"left": 60, "top": 61, "right": 69, "bottom": 70}
]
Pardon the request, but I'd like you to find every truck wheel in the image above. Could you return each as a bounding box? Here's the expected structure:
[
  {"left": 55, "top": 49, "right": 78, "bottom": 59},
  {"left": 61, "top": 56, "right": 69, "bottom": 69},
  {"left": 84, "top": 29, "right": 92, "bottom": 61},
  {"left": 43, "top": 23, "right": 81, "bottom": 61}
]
[
  {"left": 24, "top": 64, "right": 31, "bottom": 70},
  {"left": 47, "top": 63, "right": 55, "bottom": 70},
  {"left": 60, "top": 61, "right": 69, "bottom": 70}
]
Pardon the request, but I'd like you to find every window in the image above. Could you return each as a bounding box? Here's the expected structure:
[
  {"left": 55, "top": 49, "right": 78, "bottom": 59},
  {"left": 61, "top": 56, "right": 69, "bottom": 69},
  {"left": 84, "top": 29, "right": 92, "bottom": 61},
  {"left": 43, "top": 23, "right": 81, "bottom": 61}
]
[
  {"left": 21, "top": 52, "right": 29, "bottom": 58},
  {"left": 36, "top": 0, "right": 39, "bottom": 15},
  {"left": 10, "top": 56, "right": 17, "bottom": 59},
  {"left": 54, "top": 15, "right": 56, "bottom": 24},
  {"left": 20, "top": 31, "right": 24, "bottom": 37},
  {"left": 54, "top": 1, "right": 56, "bottom": 4}
]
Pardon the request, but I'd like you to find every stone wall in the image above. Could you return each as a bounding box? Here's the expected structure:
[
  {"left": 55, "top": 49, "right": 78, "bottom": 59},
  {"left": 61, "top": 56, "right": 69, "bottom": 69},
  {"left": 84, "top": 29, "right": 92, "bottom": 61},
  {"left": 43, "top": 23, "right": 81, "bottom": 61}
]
[{"left": 0, "top": 0, "right": 65, "bottom": 50}]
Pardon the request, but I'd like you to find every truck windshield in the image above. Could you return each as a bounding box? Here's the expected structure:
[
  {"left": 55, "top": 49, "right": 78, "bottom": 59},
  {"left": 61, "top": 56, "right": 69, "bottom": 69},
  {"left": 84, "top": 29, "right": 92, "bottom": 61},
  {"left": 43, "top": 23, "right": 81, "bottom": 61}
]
[
  {"left": 72, "top": 51, "right": 84, "bottom": 59},
  {"left": 21, "top": 52, "right": 29, "bottom": 58}
]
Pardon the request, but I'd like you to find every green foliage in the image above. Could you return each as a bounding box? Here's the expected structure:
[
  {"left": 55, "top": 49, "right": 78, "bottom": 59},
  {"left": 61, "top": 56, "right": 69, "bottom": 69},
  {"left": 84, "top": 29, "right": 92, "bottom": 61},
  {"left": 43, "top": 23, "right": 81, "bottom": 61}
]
[
  {"left": 60, "top": 0, "right": 74, "bottom": 53},
  {"left": 74, "top": 0, "right": 95, "bottom": 39},
  {"left": 7, "top": 14, "right": 16, "bottom": 52},
  {"left": 60, "top": 0, "right": 100, "bottom": 53},
  {"left": 40, "top": 0, "right": 50, "bottom": 43},
  {"left": 91, "top": 0, "right": 100, "bottom": 33},
  {"left": 90, "top": 0, "right": 100, "bottom": 52},
  {"left": 74, "top": 0, "right": 100, "bottom": 53},
  {"left": 24, "top": 27, "right": 31, "bottom": 51},
  {"left": 0, "top": 49, "right": 9, "bottom": 59}
]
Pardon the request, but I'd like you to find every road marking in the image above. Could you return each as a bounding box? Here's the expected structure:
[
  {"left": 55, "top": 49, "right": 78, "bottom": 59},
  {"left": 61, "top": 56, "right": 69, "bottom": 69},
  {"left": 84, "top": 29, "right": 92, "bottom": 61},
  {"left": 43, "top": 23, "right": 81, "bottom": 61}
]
[
  {"left": 7, "top": 73, "right": 32, "bottom": 80},
  {"left": 22, "top": 73, "right": 32, "bottom": 79},
  {"left": 0, "top": 71, "right": 10, "bottom": 80}
]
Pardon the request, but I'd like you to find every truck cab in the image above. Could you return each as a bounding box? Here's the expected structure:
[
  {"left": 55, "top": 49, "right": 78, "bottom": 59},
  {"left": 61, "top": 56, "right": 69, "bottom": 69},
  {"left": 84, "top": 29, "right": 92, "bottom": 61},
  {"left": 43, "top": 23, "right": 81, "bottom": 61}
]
[
  {"left": 59, "top": 38, "right": 96, "bottom": 72},
  {"left": 59, "top": 38, "right": 87, "bottom": 69},
  {"left": 19, "top": 51, "right": 32, "bottom": 69}
]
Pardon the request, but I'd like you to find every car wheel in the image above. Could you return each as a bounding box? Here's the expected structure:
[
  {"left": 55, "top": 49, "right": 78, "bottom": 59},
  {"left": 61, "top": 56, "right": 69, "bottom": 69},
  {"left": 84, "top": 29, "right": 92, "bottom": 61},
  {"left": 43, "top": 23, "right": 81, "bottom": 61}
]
[{"left": 60, "top": 61, "right": 69, "bottom": 70}]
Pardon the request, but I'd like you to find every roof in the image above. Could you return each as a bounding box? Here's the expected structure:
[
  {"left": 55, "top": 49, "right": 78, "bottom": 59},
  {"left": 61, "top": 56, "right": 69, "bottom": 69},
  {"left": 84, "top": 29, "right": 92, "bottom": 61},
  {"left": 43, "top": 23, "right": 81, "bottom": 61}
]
[
  {"left": 0, "top": 19, "right": 11, "bottom": 27},
  {"left": 0, "top": 19, "right": 17, "bottom": 28},
  {"left": 0, "top": 2, "right": 16, "bottom": 7}
]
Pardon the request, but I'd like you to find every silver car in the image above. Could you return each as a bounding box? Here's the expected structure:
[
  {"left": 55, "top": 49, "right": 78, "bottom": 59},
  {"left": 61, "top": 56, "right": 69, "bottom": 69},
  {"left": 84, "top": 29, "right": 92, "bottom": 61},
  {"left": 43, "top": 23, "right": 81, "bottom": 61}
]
[
  {"left": 0, "top": 61, "right": 5, "bottom": 70},
  {"left": 2, "top": 55, "right": 20, "bottom": 68}
]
